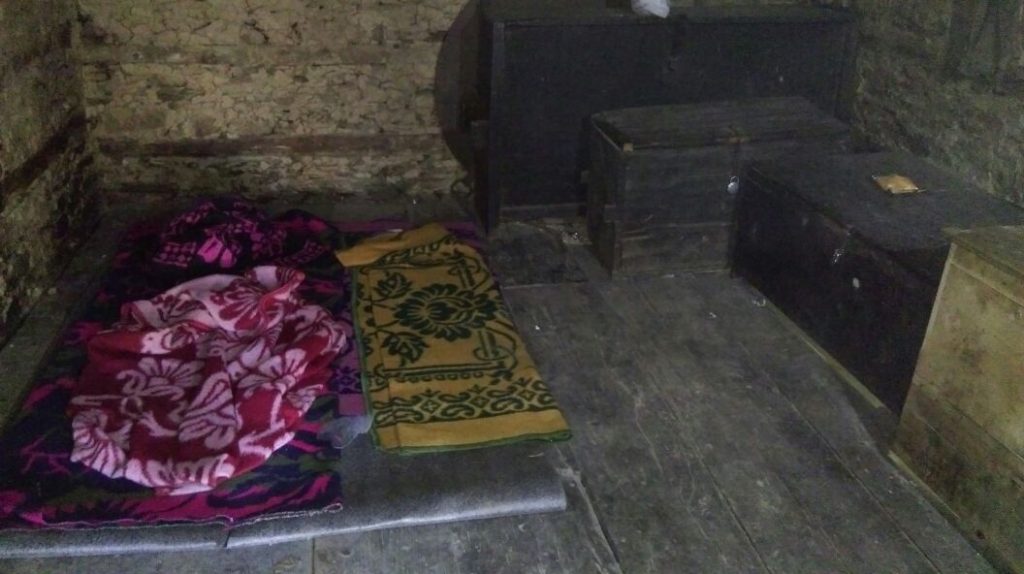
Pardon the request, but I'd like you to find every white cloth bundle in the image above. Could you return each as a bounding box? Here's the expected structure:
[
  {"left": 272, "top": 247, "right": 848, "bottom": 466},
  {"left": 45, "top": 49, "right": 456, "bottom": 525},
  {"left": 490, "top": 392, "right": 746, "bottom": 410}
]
[{"left": 632, "top": 0, "right": 669, "bottom": 18}]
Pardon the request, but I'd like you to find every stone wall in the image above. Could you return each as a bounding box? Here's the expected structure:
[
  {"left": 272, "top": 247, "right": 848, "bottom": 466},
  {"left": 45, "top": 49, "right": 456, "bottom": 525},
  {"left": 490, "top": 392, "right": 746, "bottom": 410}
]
[
  {"left": 77, "top": 0, "right": 836, "bottom": 202},
  {"left": 0, "top": 1, "right": 96, "bottom": 344},
  {"left": 855, "top": 0, "right": 1024, "bottom": 208},
  {"left": 14, "top": 0, "right": 1020, "bottom": 210},
  {"left": 76, "top": 0, "right": 465, "bottom": 199}
]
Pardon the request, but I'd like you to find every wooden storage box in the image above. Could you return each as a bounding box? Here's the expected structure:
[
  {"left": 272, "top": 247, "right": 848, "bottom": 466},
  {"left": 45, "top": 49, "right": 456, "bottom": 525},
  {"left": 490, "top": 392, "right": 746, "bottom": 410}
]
[
  {"left": 587, "top": 97, "right": 850, "bottom": 275},
  {"left": 894, "top": 226, "right": 1024, "bottom": 572},
  {"left": 733, "top": 152, "right": 1024, "bottom": 412},
  {"left": 467, "top": 1, "right": 856, "bottom": 229}
]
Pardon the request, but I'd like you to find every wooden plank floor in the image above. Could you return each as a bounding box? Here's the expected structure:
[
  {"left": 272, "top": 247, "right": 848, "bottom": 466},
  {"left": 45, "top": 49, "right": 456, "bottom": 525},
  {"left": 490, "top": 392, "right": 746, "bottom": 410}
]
[
  {"left": 0, "top": 211, "right": 998, "bottom": 573},
  {"left": 506, "top": 273, "right": 995, "bottom": 574}
]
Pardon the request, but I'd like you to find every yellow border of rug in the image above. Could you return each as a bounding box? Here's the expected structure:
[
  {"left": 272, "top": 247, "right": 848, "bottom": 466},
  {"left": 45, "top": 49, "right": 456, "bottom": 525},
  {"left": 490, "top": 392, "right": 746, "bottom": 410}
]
[{"left": 340, "top": 225, "right": 571, "bottom": 454}]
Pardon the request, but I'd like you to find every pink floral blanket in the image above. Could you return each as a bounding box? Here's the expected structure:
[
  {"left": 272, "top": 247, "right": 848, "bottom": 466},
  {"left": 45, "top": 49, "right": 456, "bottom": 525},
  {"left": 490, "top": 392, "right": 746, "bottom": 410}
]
[{"left": 68, "top": 266, "right": 347, "bottom": 495}]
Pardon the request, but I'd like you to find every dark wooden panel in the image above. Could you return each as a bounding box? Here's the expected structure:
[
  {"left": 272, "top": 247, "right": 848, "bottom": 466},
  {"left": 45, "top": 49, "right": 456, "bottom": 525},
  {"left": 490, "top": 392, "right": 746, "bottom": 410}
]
[
  {"left": 473, "top": 1, "right": 857, "bottom": 229},
  {"left": 733, "top": 151, "right": 1024, "bottom": 412},
  {"left": 586, "top": 97, "right": 851, "bottom": 276},
  {"left": 603, "top": 190, "right": 735, "bottom": 227},
  {"left": 585, "top": 126, "right": 622, "bottom": 247},
  {"left": 733, "top": 180, "right": 851, "bottom": 344},
  {"left": 744, "top": 152, "right": 1024, "bottom": 281},
  {"left": 491, "top": 21, "right": 676, "bottom": 211},
  {"left": 615, "top": 136, "right": 851, "bottom": 221},
  {"left": 592, "top": 97, "right": 849, "bottom": 150},
  {"left": 594, "top": 221, "right": 733, "bottom": 276},
  {"left": 733, "top": 169, "right": 934, "bottom": 413},
  {"left": 666, "top": 21, "right": 851, "bottom": 119}
]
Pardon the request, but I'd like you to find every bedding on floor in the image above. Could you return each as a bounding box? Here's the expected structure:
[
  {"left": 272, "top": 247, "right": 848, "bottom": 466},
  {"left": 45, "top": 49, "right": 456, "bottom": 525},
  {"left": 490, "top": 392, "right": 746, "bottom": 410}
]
[
  {"left": 338, "top": 224, "right": 572, "bottom": 453},
  {"left": 69, "top": 266, "right": 347, "bottom": 495},
  {"left": 0, "top": 198, "right": 519, "bottom": 529},
  {"left": 0, "top": 199, "right": 361, "bottom": 527}
]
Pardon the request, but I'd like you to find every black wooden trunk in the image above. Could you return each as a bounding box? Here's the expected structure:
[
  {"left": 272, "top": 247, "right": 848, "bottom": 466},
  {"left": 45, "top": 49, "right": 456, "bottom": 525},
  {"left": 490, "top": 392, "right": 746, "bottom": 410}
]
[
  {"left": 733, "top": 152, "right": 1024, "bottom": 412},
  {"left": 587, "top": 97, "right": 851, "bottom": 275},
  {"left": 470, "top": 0, "right": 856, "bottom": 230}
]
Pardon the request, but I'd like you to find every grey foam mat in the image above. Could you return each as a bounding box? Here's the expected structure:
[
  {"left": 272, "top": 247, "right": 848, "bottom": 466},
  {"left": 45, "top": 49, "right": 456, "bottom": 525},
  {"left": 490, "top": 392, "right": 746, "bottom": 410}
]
[
  {"left": 0, "top": 439, "right": 566, "bottom": 558},
  {"left": 226, "top": 440, "right": 566, "bottom": 548},
  {"left": 0, "top": 524, "right": 226, "bottom": 558}
]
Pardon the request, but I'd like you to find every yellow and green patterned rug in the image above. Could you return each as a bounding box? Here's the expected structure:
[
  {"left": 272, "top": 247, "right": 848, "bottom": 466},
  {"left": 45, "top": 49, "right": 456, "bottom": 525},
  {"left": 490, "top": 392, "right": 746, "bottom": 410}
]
[{"left": 336, "top": 224, "right": 571, "bottom": 453}]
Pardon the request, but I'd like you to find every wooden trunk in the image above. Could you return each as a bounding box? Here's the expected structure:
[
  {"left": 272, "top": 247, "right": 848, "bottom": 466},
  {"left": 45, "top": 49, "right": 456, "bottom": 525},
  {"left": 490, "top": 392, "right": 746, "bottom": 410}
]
[
  {"left": 733, "top": 152, "right": 1024, "bottom": 413},
  {"left": 469, "top": 0, "right": 857, "bottom": 229},
  {"left": 893, "top": 226, "right": 1024, "bottom": 573},
  {"left": 587, "top": 97, "right": 851, "bottom": 276}
]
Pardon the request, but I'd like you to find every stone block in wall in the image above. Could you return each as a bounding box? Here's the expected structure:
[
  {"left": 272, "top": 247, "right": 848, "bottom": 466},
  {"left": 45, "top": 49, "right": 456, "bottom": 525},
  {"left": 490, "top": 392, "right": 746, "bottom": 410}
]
[
  {"left": 74, "top": 0, "right": 467, "bottom": 199},
  {"left": 0, "top": 124, "right": 97, "bottom": 344},
  {"left": 854, "top": 1, "right": 1024, "bottom": 209},
  {"left": 0, "top": 2, "right": 82, "bottom": 179},
  {"left": 82, "top": 42, "right": 441, "bottom": 143},
  {"left": 1, "top": 0, "right": 96, "bottom": 346},
  {"left": 94, "top": 133, "right": 460, "bottom": 197},
  {"left": 77, "top": 0, "right": 465, "bottom": 49}
]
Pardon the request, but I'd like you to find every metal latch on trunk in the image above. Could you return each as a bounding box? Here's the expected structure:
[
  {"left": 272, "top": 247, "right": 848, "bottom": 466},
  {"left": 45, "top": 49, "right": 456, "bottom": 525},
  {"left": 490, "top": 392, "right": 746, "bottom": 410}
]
[{"left": 831, "top": 230, "right": 853, "bottom": 266}]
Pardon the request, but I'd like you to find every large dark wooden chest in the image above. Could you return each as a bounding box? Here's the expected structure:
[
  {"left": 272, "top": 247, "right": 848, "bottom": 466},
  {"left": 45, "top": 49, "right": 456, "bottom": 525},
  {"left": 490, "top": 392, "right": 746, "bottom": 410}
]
[
  {"left": 587, "top": 97, "right": 851, "bottom": 275},
  {"left": 733, "top": 152, "right": 1024, "bottom": 412},
  {"left": 468, "top": 1, "right": 856, "bottom": 229}
]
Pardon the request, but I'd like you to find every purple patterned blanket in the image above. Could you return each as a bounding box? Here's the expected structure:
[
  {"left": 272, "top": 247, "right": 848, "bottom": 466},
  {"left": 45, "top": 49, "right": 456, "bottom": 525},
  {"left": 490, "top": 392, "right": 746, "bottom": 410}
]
[
  {"left": 0, "top": 200, "right": 363, "bottom": 528},
  {"left": 0, "top": 199, "right": 483, "bottom": 530}
]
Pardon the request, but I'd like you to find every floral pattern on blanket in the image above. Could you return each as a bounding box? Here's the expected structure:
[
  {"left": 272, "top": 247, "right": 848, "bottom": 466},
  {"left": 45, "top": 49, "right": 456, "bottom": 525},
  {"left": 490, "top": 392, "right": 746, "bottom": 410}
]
[
  {"left": 69, "top": 266, "right": 347, "bottom": 495},
  {"left": 0, "top": 201, "right": 359, "bottom": 527}
]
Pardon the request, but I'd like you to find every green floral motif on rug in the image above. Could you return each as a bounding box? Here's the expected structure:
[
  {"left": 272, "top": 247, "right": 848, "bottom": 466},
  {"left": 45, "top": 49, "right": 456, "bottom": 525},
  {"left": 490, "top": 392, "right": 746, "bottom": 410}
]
[{"left": 338, "top": 224, "right": 571, "bottom": 453}]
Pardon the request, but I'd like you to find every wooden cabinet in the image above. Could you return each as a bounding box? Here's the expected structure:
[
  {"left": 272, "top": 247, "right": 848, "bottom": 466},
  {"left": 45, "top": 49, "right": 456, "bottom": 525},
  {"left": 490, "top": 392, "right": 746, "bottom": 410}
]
[
  {"left": 894, "top": 226, "right": 1024, "bottom": 573},
  {"left": 733, "top": 153, "right": 1024, "bottom": 412},
  {"left": 468, "top": 1, "right": 856, "bottom": 229},
  {"left": 586, "top": 97, "right": 851, "bottom": 275}
]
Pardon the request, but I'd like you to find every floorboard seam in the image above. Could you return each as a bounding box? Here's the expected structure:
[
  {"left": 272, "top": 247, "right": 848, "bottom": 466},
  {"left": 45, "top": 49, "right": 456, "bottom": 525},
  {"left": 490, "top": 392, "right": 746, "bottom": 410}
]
[
  {"left": 592, "top": 282, "right": 776, "bottom": 574},
  {"left": 649, "top": 341, "right": 855, "bottom": 574},
  {"left": 706, "top": 478, "right": 777, "bottom": 574},
  {"left": 733, "top": 339, "right": 946, "bottom": 574},
  {"left": 552, "top": 451, "right": 625, "bottom": 574},
  {"left": 655, "top": 379, "right": 778, "bottom": 574},
  {"left": 310, "top": 536, "right": 317, "bottom": 574}
]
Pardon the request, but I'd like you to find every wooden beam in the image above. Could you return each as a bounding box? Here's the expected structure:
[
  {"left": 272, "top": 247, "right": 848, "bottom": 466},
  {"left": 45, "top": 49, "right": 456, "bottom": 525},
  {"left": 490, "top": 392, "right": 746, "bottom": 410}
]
[
  {"left": 97, "top": 132, "right": 445, "bottom": 158},
  {"left": 0, "top": 114, "right": 87, "bottom": 208},
  {"left": 78, "top": 44, "right": 391, "bottom": 67}
]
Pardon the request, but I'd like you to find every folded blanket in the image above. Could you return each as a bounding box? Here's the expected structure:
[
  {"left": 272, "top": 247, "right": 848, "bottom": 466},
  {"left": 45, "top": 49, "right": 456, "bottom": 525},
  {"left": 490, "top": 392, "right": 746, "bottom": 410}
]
[
  {"left": 337, "top": 224, "right": 571, "bottom": 453},
  {"left": 69, "top": 266, "right": 347, "bottom": 495}
]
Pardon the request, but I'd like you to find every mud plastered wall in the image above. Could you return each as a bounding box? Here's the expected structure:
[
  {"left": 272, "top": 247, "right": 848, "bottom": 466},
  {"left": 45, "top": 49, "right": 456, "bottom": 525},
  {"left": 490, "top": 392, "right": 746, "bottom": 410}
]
[
  {"left": 0, "top": 2, "right": 96, "bottom": 344},
  {"left": 856, "top": 0, "right": 1024, "bottom": 207},
  {"left": 77, "top": 0, "right": 466, "bottom": 199}
]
